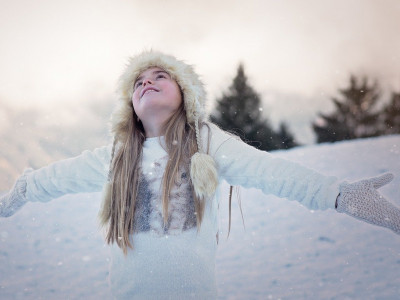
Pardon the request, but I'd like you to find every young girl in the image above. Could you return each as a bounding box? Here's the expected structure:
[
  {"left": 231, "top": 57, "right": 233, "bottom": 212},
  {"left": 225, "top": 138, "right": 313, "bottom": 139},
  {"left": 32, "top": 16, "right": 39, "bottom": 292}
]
[{"left": 1, "top": 51, "right": 399, "bottom": 299}]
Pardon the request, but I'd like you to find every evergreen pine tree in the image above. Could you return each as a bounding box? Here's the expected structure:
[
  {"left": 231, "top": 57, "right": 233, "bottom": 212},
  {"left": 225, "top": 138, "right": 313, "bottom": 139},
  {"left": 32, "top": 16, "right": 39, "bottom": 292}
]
[
  {"left": 276, "top": 122, "right": 298, "bottom": 149},
  {"left": 312, "top": 75, "right": 381, "bottom": 143},
  {"left": 382, "top": 92, "right": 400, "bottom": 134},
  {"left": 211, "top": 64, "right": 296, "bottom": 151}
]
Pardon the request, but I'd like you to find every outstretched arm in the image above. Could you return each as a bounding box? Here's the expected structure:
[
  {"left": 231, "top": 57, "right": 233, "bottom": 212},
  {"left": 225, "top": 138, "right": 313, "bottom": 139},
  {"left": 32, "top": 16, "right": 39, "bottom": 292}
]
[
  {"left": 207, "top": 123, "right": 400, "bottom": 235},
  {"left": 0, "top": 145, "right": 111, "bottom": 217},
  {"left": 25, "top": 145, "right": 111, "bottom": 202},
  {"left": 207, "top": 123, "right": 340, "bottom": 210}
]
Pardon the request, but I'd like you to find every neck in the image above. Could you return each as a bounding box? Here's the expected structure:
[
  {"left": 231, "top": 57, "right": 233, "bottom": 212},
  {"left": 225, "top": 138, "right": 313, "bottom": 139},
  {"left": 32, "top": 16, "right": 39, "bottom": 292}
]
[{"left": 141, "top": 114, "right": 168, "bottom": 138}]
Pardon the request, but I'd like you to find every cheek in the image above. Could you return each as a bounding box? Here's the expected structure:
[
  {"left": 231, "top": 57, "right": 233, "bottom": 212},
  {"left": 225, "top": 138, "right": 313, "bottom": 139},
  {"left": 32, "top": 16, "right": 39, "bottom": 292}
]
[
  {"left": 131, "top": 90, "right": 140, "bottom": 106},
  {"left": 131, "top": 96, "right": 141, "bottom": 117}
]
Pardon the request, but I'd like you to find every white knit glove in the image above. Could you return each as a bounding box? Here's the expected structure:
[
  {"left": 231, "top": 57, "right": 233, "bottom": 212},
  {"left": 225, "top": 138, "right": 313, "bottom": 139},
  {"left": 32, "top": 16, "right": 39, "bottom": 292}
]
[
  {"left": 0, "top": 169, "right": 32, "bottom": 217},
  {"left": 336, "top": 173, "right": 400, "bottom": 234}
]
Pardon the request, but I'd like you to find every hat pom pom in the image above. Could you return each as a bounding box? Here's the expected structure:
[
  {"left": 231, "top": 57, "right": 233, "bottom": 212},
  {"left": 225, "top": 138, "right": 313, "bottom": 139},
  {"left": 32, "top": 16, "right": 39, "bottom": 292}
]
[
  {"left": 190, "top": 152, "right": 218, "bottom": 198},
  {"left": 98, "top": 182, "right": 112, "bottom": 226}
]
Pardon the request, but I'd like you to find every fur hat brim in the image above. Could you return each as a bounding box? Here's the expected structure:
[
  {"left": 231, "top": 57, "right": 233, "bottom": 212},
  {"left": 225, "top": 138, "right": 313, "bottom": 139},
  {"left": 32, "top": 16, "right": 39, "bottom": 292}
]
[{"left": 115, "top": 51, "right": 207, "bottom": 132}]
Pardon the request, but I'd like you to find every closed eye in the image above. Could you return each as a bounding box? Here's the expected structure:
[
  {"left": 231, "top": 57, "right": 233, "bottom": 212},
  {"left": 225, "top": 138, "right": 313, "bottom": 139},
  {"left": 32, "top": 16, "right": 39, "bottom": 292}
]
[
  {"left": 133, "top": 70, "right": 170, "bottom": 90},
  {"left": 134, "top": 81, "right": 143, "bottom": 89}
]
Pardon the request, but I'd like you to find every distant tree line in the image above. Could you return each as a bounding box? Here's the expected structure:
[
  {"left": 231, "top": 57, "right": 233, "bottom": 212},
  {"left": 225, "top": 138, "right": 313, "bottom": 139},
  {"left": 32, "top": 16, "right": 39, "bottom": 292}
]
[
  {"left": 211, "top": 65, "right": 400, "bottom": 151},
  {"left": 312, "top": 75, "right": 400, "bottom": 143}
]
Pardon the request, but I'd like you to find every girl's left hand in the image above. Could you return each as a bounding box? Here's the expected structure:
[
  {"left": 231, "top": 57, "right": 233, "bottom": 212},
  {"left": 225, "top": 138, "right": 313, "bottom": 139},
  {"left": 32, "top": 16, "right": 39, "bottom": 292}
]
[{"left": 336, "top": 173, "right": 400, "bottom": 235}]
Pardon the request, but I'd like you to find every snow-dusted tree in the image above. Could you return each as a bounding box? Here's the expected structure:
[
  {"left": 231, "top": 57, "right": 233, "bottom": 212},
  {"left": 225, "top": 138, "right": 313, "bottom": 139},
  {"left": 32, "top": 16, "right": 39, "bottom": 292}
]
[
  {"left": 382, "top": 92, "right": 400, "bottom": 134},
  {"left": 211, "top": 64, "right": 297, "bottom": 151},
  {"left": 312, "top": 75, "right": 381, "bottom": 143}
]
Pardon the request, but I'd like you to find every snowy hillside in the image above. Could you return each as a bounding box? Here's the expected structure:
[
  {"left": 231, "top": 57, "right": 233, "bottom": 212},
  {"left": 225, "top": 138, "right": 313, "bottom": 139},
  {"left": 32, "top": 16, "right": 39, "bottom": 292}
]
[{"left": 1, "top": 135, "right": 399, "bottom": 299}]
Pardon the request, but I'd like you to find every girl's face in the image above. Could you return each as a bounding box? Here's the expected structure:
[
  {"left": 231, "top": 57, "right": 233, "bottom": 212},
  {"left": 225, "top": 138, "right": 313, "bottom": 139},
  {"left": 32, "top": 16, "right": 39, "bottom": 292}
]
[{"left": 132, "top": 67, "right": 182, "bottom": 122}]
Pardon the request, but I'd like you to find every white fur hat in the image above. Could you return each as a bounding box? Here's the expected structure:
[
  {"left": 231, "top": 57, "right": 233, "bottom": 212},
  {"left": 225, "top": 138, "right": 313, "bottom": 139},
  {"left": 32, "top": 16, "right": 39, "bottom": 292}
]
[
  {"left": 117, "top": 50, "right": 207, "bottom": 124},
  {"left": 106, "top": 50, "right": 218, "bottom": 199}
]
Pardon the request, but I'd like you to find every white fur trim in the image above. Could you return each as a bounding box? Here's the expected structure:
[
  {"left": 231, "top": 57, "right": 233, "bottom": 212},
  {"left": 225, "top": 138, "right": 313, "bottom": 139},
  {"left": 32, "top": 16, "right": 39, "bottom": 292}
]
[{"left": 190, "top": 152, "right": 218, "bottom": 199}]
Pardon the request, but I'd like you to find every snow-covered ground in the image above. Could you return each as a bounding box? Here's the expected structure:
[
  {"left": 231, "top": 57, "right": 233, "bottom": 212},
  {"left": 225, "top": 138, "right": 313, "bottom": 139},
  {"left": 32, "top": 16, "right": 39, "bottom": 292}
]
[{"left": 1, "top": 135, "right": 399, "bottom": 299}]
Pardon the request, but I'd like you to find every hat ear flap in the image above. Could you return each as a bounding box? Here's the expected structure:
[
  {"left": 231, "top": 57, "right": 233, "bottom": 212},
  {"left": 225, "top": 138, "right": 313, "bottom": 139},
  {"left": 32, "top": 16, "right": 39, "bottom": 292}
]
[
  {"left": 190, "top": 117, "right": 218, "bottom": 198},
  {"left": 190, "top": 151, "right": 218, "bottom": 199}
]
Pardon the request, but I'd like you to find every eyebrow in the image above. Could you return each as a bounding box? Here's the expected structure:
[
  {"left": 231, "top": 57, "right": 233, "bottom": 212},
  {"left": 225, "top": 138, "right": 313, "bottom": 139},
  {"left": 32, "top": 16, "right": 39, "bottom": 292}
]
[{"left": 135, "top": 70, "right": 170, "bottom": 85}]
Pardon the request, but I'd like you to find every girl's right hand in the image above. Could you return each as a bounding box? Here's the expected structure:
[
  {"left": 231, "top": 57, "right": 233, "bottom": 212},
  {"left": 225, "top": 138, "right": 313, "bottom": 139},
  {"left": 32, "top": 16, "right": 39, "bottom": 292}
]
[{"left": 0, "top": 169, "right": 32, "bottom": 217}]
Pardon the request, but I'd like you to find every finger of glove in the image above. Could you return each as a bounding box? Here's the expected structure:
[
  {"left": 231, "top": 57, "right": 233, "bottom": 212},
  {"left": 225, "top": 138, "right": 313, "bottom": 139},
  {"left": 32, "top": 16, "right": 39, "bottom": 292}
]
[{"left": 369, "top": 173, "right": 394, "bottom": 189}]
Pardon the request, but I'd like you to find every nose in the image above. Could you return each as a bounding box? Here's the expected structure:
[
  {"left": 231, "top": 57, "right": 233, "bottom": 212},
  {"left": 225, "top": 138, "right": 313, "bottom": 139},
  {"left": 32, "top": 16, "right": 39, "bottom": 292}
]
[{"left": 142, "top": 78, "right": 153, "bottom": 87}]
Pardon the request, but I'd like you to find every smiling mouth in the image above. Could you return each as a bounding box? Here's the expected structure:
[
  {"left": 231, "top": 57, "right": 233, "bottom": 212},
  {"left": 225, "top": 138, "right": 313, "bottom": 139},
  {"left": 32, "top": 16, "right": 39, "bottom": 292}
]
[{"left": 140, "top": 88, "right": 159, "bottom": 98}]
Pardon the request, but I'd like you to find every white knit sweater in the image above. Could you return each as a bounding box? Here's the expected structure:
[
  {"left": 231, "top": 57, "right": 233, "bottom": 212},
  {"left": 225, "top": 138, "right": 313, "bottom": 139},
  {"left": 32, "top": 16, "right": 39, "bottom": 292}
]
[{"left": 24, "top": 123, "right": 340, "bottom": 299}]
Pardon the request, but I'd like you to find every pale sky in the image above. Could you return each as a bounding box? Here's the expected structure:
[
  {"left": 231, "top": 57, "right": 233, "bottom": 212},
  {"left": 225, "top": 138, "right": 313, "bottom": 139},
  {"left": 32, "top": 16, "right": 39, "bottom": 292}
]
[{"left": 1, "top": 0, "right": 399, "bottom": 143}]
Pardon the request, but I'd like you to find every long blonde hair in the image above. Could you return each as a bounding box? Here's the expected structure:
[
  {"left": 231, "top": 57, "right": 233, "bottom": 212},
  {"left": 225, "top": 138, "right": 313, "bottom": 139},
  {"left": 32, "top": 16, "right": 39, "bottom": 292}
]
[{"left": 100, "top": 100, "right": 207, "bottom": 254}]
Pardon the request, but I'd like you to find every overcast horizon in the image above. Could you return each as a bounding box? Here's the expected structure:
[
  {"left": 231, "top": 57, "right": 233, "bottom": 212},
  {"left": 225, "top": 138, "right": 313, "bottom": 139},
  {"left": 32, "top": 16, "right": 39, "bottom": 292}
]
[{"left": 1, "top": 0, "right": 399, "bottom": 144}]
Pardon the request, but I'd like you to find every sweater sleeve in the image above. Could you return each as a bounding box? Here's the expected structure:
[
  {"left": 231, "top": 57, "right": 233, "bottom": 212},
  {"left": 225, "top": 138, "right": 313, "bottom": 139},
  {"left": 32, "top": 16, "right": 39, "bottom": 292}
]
[
  {"left": 206, "top": 124, "right": 340, "bottom": 210},
  {"left": 25, "top": 145, "right": 112, "bottom": 202}
]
